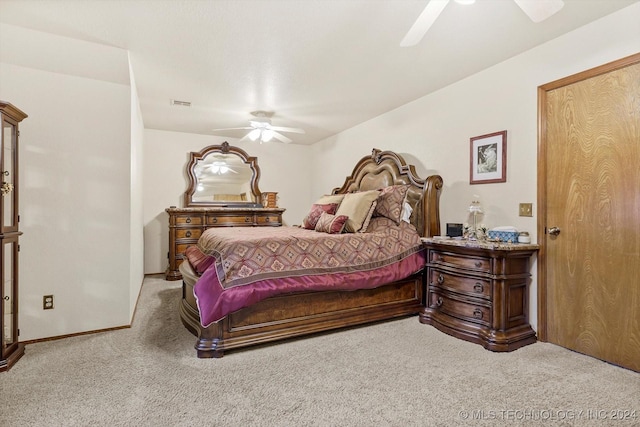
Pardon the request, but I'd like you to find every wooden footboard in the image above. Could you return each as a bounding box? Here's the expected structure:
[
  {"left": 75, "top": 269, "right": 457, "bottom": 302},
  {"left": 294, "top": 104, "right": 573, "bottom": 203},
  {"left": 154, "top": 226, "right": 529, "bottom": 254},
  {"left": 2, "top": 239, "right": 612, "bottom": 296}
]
[{"left": 179, "top": 262, "right": 424, "bottom": 358}]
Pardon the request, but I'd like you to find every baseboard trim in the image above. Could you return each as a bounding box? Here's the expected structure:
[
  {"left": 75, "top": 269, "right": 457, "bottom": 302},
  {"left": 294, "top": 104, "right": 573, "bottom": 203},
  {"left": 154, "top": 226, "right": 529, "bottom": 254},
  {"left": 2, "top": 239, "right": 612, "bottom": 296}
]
[{"left": 20, "top": 325, "right": 131, "bottom": 346}]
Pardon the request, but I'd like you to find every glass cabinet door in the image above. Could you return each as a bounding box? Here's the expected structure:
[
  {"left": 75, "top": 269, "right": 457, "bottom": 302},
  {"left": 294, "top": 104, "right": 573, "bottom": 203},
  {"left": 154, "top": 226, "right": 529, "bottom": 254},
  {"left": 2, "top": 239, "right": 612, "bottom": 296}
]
[
  {"left": 2, "top": 239, "right": 17, "bottom": 352},
  {"left": 2, "top": 119, "right": 17, "bottom": 233}
]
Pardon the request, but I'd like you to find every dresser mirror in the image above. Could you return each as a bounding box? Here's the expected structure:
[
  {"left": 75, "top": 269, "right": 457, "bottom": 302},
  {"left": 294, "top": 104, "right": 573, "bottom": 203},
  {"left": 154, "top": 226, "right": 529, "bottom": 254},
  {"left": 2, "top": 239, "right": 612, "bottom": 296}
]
[{"left": 184, "top": 142, "right": 262, "bottom": 207}]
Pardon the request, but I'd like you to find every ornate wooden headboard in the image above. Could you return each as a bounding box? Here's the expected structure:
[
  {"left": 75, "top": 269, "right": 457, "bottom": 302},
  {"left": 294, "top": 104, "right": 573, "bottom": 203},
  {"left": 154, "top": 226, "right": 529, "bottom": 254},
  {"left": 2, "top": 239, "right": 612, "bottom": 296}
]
[{"left": 332, "top": 148, "right": 443, "bottom": 237}]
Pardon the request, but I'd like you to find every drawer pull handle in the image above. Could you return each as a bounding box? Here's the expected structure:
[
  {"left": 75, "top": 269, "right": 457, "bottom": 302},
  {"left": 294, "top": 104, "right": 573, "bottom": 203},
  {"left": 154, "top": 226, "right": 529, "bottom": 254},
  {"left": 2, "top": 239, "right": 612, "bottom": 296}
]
[
  {"left": 436, "top": 297, "right": 443, "bottom": 307},
  {"left": 473, "top": 309, "right": 483, "bottom": 319},
  {"left": 265, "top": 216, "right": 270, "bottom": 222},
  {"left": 437, "top": 274, "right": 444, "bottom": 284},
  {"left": 185, "top": 231, "right": 192, "bottom": 238},
  {"left": 211, "top": 217, "right": 218, "bottom": 223},
  {"left": 474, "top": 261, "right": 482, "bottom": 268},
  {"left": 473, "top": 283, "right": 483, "bottom": 293},
  {"left": 245, "top": 217, "right": 251, "bottom": 222},
  {"left": 186, "top": 217, "right": 191, "bottom": 224}
]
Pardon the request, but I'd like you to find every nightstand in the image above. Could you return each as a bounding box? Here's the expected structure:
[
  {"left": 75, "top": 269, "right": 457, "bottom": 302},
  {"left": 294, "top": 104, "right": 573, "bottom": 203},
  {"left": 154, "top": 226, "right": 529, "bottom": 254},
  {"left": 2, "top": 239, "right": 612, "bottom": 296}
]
[{"left": 420, "top": 238, "right": 538, "bottom": 352}]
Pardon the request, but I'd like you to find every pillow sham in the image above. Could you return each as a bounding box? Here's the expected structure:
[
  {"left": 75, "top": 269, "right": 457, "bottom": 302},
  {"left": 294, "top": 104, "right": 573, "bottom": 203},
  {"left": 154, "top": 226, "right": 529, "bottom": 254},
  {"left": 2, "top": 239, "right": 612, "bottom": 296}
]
[
  {"left": 314, "top": 212, "right": 349, "bottom": 234},
  {"left": 335, "top": 189, "right": 381, "bottom": 233},
  {"left": 374, "top": 185, "right": 409, "bottom": 225},
  {"left": 302, "top": 203, "right": 339, "bottom": 229}
]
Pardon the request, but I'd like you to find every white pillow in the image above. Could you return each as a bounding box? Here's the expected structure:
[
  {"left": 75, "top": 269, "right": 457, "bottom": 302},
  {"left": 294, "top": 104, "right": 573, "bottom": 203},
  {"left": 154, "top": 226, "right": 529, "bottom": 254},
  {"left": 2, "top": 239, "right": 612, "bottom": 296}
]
[{"left": 400, "top": 201, "right": 413, "bottom": 223}]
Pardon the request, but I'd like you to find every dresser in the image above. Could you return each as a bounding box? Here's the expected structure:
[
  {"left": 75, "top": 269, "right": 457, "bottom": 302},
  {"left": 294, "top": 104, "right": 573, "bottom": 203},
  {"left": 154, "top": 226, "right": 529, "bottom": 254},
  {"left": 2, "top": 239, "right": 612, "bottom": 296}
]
[
  {"left": 420, "top": 238, "right": 538, "bottom": 352},
  {"left": 165, "top": 206, "right": 285, "bottom": 280}
]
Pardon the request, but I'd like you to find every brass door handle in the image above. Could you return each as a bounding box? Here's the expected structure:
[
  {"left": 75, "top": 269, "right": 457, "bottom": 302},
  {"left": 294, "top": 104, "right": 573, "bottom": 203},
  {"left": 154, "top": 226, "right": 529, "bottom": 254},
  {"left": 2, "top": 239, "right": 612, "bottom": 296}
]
[{"left": 548, "top": 227, "right": 561, "bottom": 236}]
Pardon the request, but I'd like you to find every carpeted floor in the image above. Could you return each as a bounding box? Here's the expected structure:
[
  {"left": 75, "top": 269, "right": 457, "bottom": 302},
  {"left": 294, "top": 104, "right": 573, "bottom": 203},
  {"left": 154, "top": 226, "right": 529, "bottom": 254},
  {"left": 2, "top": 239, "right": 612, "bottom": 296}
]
[{"left": 1, "top": 275, "right": 638, "bottom": 426}]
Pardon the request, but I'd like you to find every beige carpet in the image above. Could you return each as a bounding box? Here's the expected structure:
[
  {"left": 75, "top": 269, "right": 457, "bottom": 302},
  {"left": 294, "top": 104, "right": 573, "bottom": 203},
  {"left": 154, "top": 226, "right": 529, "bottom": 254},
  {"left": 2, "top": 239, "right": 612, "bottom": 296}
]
[{"left": 1, "top": 275, "right": 638, "bottom": 426}]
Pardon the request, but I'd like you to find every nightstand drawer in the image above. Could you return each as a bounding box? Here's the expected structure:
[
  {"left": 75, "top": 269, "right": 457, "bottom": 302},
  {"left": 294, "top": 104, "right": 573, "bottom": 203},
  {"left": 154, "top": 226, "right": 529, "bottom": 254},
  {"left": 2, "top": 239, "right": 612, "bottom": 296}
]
[
  {"left": 429, "top": 250, "right": 491, "bottom": 273},
  {"left": 428, "top": 291, "right": 490, "bottom": 327},
  {"left": 428, "top": 269, "right": 491, "bottom": 298}
]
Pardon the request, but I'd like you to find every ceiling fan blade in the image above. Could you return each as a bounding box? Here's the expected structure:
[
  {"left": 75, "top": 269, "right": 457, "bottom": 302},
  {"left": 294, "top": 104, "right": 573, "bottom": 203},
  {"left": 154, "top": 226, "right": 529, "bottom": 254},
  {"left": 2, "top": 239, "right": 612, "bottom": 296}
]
[
  {"left": 513, "top": 0, "right": 564, "bottom": 23},
  {"left": 270, "top": 126, "right": 306, "bottom": 134},
  {"left": 271, "top": 131, "right": 292, "bottom": 144},
  {"left": 400, "top": 0, "right": 450, "bottom": 47},
  {"left": 211, "top": 127, "right": 253, "bottom": 132}
]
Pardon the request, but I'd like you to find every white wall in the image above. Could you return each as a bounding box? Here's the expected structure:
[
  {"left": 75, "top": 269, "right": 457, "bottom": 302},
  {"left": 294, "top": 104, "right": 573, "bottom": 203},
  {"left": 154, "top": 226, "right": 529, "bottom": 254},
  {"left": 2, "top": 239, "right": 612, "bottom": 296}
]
[
  {"left": 0, "top": 24, "right": 140, "bottom": 340},
  {"left": 129, "top": 53, "right": 145, "bottom": 318},
  {"left": 311, "top": 3, "right": 640, "bottom": 331},
  {"left": 142, "top": 130, "right": 311, "bottom": 274}
]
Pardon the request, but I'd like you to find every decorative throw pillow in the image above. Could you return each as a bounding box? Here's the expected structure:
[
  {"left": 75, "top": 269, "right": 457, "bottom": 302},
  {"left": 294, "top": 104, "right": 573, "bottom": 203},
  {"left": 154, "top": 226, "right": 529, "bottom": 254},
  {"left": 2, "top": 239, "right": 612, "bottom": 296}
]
[
  {"left": 335, "top": 190, "right": 381, "bottom": 233},
  {"left": 302, "top": 203, "right": 339, "bottom": 229},
  {"left": 314, "top": 194, "right": 345, "bottom": 206},
  {"left": 314, "top": 212, "right": 349, "bottom": 234},
  {"left": 374, "top": 185, "right": 409, "bottom": 225},
  {"left": 358, "top": 201, "right": 377, "bottom": 233}
]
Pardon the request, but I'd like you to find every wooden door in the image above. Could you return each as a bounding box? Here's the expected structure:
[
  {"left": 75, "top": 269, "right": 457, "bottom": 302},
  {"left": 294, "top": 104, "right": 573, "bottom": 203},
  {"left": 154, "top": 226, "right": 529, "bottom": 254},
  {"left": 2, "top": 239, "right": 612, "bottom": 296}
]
[{"left": 538, "top": 54, "right": 640, "bottom": 372}]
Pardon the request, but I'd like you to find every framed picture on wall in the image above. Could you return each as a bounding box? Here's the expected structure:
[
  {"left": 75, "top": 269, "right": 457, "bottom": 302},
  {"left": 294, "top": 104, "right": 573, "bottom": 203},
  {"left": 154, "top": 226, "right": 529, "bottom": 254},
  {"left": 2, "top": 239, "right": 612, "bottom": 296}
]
[{"left": 470, "top": 130, "right": 507, "bottom": 184}]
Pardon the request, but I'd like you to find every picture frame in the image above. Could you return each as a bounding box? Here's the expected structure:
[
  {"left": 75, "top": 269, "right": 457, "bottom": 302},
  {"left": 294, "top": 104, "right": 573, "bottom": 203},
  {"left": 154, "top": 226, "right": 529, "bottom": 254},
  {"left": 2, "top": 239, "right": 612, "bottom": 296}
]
[{"left": 470, "top": 130, "right": 507, "bottom": 184}]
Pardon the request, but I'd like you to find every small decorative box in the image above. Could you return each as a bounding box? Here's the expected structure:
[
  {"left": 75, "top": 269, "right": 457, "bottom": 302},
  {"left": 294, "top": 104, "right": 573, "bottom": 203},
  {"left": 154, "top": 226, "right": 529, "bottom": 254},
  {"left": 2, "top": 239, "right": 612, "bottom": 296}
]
[{"left": 487, "top": 230, "right": 519, "bottom": 243}]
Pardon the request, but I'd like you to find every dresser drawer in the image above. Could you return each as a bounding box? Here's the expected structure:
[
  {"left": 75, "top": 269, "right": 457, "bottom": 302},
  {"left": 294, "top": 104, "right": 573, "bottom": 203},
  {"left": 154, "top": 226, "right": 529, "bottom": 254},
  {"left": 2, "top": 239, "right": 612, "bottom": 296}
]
[
  {"left": 428, "top": 269, "right": 491, "bottom": 299},
  {"left": 175, "top": 215, "right": 204, "bottom": 226},
  {"left": 255, "top": 213, "right": 281, "bottom": 226},
  {"left": 207, "top": 215, "right": 254, "bottom": 226},
  {"left": 175, "top": 228, "right": 202, "bottom": 240},
  {"left": 176, "top": 243, "right": 194, "bottom": 256},
  {"left": 428, "top": 291, "right": 491, "bottom": 327},
  {"left": 429, "top": 250, "right": 491, "bottom": 273}
]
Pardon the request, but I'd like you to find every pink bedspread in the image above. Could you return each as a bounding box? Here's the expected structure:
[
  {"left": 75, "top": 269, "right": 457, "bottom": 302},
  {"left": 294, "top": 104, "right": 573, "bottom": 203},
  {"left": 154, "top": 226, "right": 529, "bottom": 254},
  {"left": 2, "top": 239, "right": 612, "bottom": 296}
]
[{"left": 192, "top": 217, "right": 425, "bottom": 327}]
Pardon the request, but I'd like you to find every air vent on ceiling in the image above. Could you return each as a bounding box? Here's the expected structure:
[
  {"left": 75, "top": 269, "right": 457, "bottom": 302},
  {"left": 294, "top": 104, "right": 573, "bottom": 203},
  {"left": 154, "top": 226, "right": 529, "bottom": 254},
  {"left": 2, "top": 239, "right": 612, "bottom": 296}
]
[{"left": 170, "top": 99, "right": 191, "bottom": 107}]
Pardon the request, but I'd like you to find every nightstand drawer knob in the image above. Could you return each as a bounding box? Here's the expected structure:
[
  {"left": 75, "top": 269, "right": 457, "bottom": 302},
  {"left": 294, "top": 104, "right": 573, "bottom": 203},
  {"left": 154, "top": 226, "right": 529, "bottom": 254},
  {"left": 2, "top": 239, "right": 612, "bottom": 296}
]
[
  {"left": 186, "top": 217, "right": 191, "bottom": 224},
  {"left": 436, "top": 297, "right": 443, "bottom": 307},
  {"left": 185, "top": 231, "right": 192, "bottom": 238},
  {"left": 474, "top": 283, "right": 483, "bottom": 293},
  {"left": 437, "top": 274, "right": 444, "bottom": 284},
  {"left": 473, "top": 309, "right": 483, "bottom": 319},
  {"left": 474, "top": 261, "right": 482, "bottom": 268},
  {"left": 245, "top": 216, "right": 251, "bottom": 222}
]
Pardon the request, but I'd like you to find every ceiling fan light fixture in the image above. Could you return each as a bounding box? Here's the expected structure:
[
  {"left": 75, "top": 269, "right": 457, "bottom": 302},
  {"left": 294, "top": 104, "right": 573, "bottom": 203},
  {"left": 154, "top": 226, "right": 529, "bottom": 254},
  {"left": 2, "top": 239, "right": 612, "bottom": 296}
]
[
  {"left": 261, "top": 129, "right": 275, "bottom": 142},
  {"left": 248, "top": 128, "right": 261, "bottom": 141}
]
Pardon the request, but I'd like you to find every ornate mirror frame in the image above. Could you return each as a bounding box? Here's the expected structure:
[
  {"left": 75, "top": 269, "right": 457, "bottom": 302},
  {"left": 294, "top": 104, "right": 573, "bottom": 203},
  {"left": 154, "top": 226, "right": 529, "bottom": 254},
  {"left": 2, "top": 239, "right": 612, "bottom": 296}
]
[{"left": 184, "top": 142, "right": 262, "bottom": 207}]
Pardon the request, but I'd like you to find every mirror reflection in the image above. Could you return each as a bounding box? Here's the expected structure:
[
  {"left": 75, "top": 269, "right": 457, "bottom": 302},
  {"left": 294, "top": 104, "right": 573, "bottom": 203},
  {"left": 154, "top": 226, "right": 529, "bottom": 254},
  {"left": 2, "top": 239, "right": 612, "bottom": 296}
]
[
  {"left": 184, "top": 142, "right": 262, "bottom": 207},
  {"left": 192, "top": 154, "right": 254, "bottom": 202}
]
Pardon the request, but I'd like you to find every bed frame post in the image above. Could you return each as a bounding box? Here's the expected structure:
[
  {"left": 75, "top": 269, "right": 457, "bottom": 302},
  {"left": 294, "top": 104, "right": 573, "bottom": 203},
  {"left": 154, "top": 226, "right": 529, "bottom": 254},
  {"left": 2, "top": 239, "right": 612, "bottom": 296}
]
[{"left": 423, "top": 175, "right": 443, "bottom": 237}]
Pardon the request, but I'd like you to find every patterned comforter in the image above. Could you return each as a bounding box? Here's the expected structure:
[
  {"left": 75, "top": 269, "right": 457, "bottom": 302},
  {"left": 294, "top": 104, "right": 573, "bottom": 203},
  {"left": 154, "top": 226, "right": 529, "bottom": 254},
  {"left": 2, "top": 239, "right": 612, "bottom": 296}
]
[{"left": 191, "top": 216, "right": 425, "bottom": 327}]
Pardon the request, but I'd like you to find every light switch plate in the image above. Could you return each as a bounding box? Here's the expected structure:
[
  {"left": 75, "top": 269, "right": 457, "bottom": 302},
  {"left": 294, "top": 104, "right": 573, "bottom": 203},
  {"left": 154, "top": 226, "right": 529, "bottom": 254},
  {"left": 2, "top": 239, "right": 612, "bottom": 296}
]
[{"left": 519, "top": 203, "right": 533, "bottom": 217}]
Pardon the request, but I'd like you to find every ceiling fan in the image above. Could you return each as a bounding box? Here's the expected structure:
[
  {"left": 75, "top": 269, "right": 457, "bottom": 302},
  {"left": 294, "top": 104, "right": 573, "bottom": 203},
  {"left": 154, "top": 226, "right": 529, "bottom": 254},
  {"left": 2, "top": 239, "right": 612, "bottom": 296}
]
[
  {"left": 212, "top": 111, "right": 305, "bottom": 144},
  {"left": 400, "top": 0, "right": 565, "bottom": 47}
]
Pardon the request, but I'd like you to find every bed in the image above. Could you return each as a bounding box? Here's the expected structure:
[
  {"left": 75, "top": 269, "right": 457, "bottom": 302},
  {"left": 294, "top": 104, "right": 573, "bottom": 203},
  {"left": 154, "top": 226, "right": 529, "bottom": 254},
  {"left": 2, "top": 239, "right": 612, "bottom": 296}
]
[{"left": 179, "top": 148, "right": 443, "bottom": 358}]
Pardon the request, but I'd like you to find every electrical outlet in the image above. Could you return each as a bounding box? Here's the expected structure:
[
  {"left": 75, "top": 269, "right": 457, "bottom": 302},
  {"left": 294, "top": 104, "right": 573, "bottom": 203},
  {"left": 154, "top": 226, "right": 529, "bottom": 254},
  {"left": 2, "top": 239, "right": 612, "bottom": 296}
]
[
  {"left": 43, "top": 295, "right": 54, "bottom": 310},
  {"left": 519, "top": 203, "right": 533, "bottom": 217}
]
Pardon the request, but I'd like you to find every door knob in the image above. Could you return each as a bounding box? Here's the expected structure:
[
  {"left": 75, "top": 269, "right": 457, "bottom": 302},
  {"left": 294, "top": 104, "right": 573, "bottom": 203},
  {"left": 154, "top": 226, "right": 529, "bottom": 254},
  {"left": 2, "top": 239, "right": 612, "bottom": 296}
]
[{"left": 548, "top": 227, "right": 561, "bottom": 236}]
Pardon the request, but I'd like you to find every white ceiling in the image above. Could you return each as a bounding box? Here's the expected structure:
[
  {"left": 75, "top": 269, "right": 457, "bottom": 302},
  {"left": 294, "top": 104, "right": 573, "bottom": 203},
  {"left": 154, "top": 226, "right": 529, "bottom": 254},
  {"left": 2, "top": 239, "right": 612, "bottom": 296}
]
[{"left": 0, "top": 0, "right": 636, "bottom": 145}]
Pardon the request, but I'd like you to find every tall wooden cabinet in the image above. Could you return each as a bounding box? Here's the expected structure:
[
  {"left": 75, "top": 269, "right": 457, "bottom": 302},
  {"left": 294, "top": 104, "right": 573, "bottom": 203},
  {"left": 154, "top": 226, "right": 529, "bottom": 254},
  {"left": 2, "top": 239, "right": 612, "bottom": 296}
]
[{"left": 0, "top": 102, "right": 27, "bottom": 371}]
